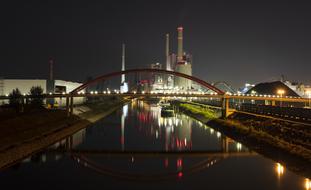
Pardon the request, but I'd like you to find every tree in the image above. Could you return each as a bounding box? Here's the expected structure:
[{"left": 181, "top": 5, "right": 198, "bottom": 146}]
[
  {"left": 9, "top": 88, "right": 23, "bottom": 112},
  {"left": 30, "top": 86, "right": 44, "bottom": 107}
]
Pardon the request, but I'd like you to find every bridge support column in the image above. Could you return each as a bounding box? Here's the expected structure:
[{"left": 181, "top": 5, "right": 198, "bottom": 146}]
[
  {"left": 222, "top": 96, "right": 229, "bottom": 118},
  {"left": 271, "top": 100, "right": 276, "bottom": 106},
  {"left": 69, "top": 95, "right": 74, "bottom": 115},
  {"left": 221, "top": 136, "right": 229, "bottom": 153},
  {"left": 66, "top": 96, "right": 70, "bottom": 117}
]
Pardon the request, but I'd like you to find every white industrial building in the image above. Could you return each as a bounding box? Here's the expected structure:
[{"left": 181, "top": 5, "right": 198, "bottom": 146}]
[
  {"left": 0, "top": 79, "right": 83, "bottom": 96},
  {"left": 0, "top": 79, "right": 85, "bottom": 106},
  {"left": 174, "top": 63, "right": 192, "bottom": 90}
]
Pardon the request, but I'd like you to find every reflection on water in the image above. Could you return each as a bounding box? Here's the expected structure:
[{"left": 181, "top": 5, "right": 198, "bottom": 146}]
[
  {"left": 276, "top": 163, "right": 285, "bottom": 179},
  {"left": 306, "top": 178, "right": 311, "bottom": 190},
  {"left": 0, "top": 100, "right": 310, "bottom": 190}
]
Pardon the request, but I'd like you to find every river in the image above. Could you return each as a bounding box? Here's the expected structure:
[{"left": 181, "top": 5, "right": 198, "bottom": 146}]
[{"left": 0, "top": 100, "right": 309, "bottom": 190}]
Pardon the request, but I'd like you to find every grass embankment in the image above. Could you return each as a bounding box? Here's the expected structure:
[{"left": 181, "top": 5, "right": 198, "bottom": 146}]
[
  {"left": 0, "top": 109, "right": 79, "bottom": 151},
  {"left": 179, "top": 103, "right": 218, "bottom": 120},
  {"left": 176, "top": 102, "right": 311, "bottom": 177}
]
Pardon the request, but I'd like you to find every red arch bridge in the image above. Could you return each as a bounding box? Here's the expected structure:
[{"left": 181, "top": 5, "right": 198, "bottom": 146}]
[{"left": 1, "top": 69, "right": 310, "bottom": 120}]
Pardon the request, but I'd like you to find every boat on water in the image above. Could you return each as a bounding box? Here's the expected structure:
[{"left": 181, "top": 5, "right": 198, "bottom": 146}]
[
  {"left": 161, "top": 105, "right": 174, "bottom": 117},
  {"left": 157, "top": 101, "right": 170, "bottom": 107}
]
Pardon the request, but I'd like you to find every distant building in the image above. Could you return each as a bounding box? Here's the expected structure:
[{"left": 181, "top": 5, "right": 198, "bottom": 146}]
[
  {"left": 246, "top": 81, "right": 300, "bottom": 97},
  {"left": 150, "top": 63, "right": 164, "bottom": 90},
  {"left": 174, "top": 62, "right": 192, "bottom": 90},
  {"left": 173, "top": 27, "right": 193, "bottom": 90},
  {"left": 0, "top": 79, "right": 46, "bottom": 96},
  {"left": 0, "top": 78, "right": 84, "bottom": 106},
  {"left": 282, "top": 80, "right": 311, "bottom": 98},
  {"left": 0, "top": 79, "right": 83, "bottom": 96},
  {"left": 239, "top": 83, "right": 255, "bottom": 94}
]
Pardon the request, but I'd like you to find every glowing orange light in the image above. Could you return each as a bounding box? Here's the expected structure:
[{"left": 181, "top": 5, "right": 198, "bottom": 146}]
[
  {"left": 305, "top": 178, "right": 311, "bottom": 190},
  {"left": 277, "top": 89, "right": 285, "bottom": 96},
  {"left": 275, "top": 163, "right": 284, "bottom": 178}
]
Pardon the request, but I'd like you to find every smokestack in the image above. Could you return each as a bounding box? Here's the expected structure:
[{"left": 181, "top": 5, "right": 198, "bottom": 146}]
[
  {"left": 177, "top": 26, "right": 183, "bottom": 63},
  {"left": 121, "top": 43, "right": 125, "bottom": 84},
  {"left": 49, "top": 59, "right": 54, "bottom": 81},
  {"left": 165, "top": 33, "right": 170, "bottom": 70}
]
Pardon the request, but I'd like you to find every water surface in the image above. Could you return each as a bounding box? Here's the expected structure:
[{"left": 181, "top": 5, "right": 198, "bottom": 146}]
[{"left": 0, "top": 100, "right": 309, "bottom": 190}]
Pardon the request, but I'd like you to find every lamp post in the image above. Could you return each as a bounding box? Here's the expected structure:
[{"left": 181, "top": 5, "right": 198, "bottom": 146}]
[{"left": 277, "top": 89, "right": 285, "bottom": 107}]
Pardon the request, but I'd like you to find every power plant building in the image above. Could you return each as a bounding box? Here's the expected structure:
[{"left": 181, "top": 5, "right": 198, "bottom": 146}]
[
  {"left": 173, "top": 27, "right": 192, "bottom": 90},
  {"left": 150, "top": 63, "right": 164, "bottom": 90},
  {"left": 162, "top": 27, "right": 193, "bottom": 91},
  {"left": 175, "top": 62, "right": 192, "bottom": 90}
]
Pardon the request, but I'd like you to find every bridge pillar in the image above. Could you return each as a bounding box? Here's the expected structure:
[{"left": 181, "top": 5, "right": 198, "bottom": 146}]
[
  {"left": 221, "top": 136, "right": 229, "bottom": 153},
  {"left": 66, "top": 96, "right": 70, "bottom": 117},
  {"left": 271, "top": 100, "right": 276, "bottom": 106},
  {"left": 69, "top": 95, "right": 74, "bottom": 115},
  {"left": 222, "top": 96, "right": 230, "bottom": 118}
]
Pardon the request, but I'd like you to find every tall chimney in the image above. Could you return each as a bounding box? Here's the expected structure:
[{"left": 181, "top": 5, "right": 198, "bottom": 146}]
[
  {"left": 49, "top": 59, "right": 54, "bottom": 81},
  {"left": 165, "top": 33, "right": 170, "bottom": 70},
  {"left": 121, "top": 43, "right": 125, "bottom": 84},
  {"left": 47, "top": 58, "right": 55, "bottom": 95},
  {"left": 177, "top": 26, "right": 183, "bottom": 63}
]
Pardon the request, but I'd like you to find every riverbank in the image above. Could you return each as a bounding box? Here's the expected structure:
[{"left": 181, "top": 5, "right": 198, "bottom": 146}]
[
  {"left": 0, "top": 97, "right": 130, "bottom": 170},
  {"left": 175, "top": 102, "right": 311, "bottom": 177}
]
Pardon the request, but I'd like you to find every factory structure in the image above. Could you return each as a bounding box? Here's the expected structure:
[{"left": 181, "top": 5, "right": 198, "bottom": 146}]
[
  {"left": 1, "top": 27, "right": 195, "bottom": 102},
  {"left": 120, "top": 44, "right": 129, "bottom": 93},
  {"left": 0, "top": 79, "right": 82, "bottom": 96},
  {"left": 150, "top": 26, "right": 193, "bottom": 92},
  {"left": 0, "top": 59, "right": 84, "bottom": 106}
]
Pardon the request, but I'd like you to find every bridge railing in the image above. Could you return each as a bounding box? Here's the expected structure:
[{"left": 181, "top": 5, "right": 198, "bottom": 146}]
[{"left": 238, "top": 103, "right": 311, "bottom": 122}]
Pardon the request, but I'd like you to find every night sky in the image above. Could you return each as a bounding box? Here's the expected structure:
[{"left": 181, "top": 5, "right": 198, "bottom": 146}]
[{"left": 1, "top": 0, "right": 311, "bottom": 88}]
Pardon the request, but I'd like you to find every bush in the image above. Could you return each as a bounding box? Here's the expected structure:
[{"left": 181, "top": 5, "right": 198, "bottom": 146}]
[
  {"left": 29, "top": 86, "right": 44, "bottom": 107},
  {"left": 9, "top": 88, "right": 23, "bottom": 112}
]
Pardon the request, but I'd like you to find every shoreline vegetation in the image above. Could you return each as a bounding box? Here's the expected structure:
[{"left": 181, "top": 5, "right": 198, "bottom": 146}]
[
  {"left": 175, "top": 102, "right": 311, "bottom": 178},
  {"left": 0, "top": 97, "right": 129, "bottom": 170}
]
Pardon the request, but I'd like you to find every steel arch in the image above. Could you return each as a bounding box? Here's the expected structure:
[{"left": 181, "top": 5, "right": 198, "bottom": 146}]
[{"left": 70, "top": 69, "right": 224, "bottom": 95}]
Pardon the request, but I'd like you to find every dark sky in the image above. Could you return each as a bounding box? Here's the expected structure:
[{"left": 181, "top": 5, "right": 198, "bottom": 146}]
[{"left": 1, "top": 0, "right": 311, "bottom": 88}]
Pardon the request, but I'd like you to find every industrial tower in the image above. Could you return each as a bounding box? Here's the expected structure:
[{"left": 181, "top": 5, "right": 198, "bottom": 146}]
[{"left": 120, "top": 44, "right": 128, "bottom": 93}]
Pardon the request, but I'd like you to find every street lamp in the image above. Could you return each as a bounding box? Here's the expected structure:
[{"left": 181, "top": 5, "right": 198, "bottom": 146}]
[{"left": 277, "top": 89, "right": 285, "bottom": 107}]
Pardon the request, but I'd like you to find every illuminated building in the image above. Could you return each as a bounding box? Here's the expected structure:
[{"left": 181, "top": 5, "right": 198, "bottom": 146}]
[
  {"left": 162, "top": 27, "right": 193, "bottom": 91},
  {"left": 173, "top": 27, "right": 193, "bottom": 90},
  {"left": 150, "top": 63, "right": 164, "bottom": 90},
  {"left": 120, "top": 44, "right": 129, "bottom": 93}
]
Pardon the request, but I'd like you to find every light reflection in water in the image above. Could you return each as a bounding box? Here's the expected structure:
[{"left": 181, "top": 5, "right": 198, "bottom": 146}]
[
  {"left": 136, "top": 100, "right": 193, "bottom": 151},
  {"left": 210, "top": 128, "right": 214, "bottom": 134},
  {"left": 121, "top": 104, "right": 128, "bottom": 150},
  {"left": 216, "top": 131, "right": 221, "bottom": 138},
  {"left": 306, "top": 178, "right": 311, "bottom": 190},
  {"left": 236, "top": 143, "right": 242, "bottom": 152},
  {"left": 275, "top": 163, "right": 285, "bottom": 178}
]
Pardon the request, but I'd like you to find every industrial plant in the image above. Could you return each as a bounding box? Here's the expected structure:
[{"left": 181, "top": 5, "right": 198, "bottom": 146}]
[{"left": 148, "top": 26, "right": 193, "bottom": 92}]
